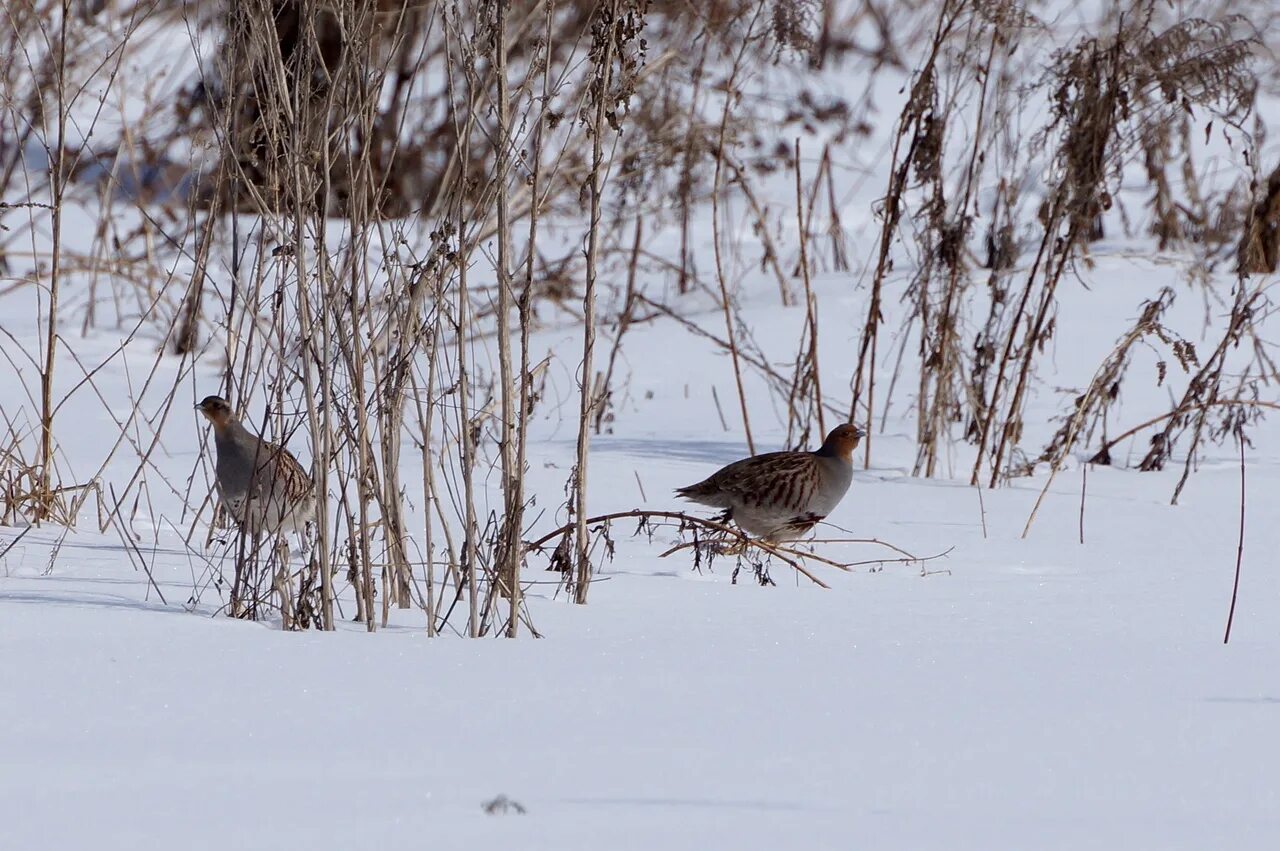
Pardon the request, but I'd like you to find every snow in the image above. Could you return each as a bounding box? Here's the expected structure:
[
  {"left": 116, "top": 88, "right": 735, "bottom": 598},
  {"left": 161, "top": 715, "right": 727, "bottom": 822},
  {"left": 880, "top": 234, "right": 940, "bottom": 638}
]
[
  {"left": 5, "top": 2, "right": 1280, "bottom": 848},
  {"left": 6, "top": 417, "right": 1280, "bottom": 848}
]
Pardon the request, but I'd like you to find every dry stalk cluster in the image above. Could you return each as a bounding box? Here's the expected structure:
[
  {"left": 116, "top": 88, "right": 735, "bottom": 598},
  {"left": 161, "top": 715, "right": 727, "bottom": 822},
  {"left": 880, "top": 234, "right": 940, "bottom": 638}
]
[
  {"left": 843, "top": 0, "right": 1274, "bottom": 505},
  {"left": 5, "top": 0, "right": 1280, "bottom": 629},
  {"left": 9, "top": 0, "right": 867, "bottom": 627}
]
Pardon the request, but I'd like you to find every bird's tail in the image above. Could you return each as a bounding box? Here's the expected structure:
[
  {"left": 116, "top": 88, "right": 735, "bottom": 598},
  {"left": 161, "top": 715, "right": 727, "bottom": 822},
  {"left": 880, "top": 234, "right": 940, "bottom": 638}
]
[{"left": 674, "top": 481, "right": 727, "bottom": 507}]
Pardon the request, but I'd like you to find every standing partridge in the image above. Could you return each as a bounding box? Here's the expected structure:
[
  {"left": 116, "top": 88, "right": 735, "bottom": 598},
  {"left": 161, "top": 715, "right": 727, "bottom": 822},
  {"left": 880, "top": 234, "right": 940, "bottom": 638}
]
[
  {"left": 675, "top": 424, "right": 863, "bottom": 542},
  {"left": 196, "top": 395, "right": 316, "bottom": 537}
]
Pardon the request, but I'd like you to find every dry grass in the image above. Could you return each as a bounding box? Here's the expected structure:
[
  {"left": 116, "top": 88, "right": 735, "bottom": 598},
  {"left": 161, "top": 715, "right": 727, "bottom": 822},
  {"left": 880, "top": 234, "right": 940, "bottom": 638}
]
[{"left": 2, "top": 0, "right": 1279, "bottom": 633}]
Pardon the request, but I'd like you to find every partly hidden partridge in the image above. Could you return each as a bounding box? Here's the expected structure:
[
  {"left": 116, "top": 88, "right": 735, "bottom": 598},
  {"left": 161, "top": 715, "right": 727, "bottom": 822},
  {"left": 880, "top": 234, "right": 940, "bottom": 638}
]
[
  {"left": 675, "top": 424, "right": 863, "bottom": 542},
  {"left": 197, "top": 395, "right": 316, "bottom": 538}
]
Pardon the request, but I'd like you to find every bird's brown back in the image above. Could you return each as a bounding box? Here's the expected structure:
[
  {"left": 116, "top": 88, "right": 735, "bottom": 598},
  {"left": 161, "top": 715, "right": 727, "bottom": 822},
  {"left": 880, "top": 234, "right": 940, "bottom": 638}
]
[{"left": 678, "top": 450, "right": 819, "bottom": 513}]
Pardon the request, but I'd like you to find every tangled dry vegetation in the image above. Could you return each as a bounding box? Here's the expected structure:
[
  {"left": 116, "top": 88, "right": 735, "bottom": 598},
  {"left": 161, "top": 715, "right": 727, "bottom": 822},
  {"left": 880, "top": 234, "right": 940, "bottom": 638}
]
[{"left": 2, "top": 0, "right": 1279, "bottom": 631}]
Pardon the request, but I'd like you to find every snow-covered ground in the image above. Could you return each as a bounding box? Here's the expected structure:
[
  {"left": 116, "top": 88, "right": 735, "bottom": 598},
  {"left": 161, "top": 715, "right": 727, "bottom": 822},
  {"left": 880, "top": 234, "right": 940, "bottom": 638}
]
[
  {"left": 6, "top": 258, "right": 1280, "bottom": 848},
  {"left": 6, "top": 462, "right": 1280, "bottom": 850},
  {"left": 5, "top": 2, "right": 1280, "bottom": 848}
]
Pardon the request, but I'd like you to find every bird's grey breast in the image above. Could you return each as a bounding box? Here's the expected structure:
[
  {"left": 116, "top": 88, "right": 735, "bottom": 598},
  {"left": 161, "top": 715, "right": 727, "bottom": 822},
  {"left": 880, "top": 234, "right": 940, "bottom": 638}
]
[
  {"left": 213, "top": 426, "right": 261, "bottom": 499},
  {"left": 810, "top": 455, "right": 853, "bottom": 514}
]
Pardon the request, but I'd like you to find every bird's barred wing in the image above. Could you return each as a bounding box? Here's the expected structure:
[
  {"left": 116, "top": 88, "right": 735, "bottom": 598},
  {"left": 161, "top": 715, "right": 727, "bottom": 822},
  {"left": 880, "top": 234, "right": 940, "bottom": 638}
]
[
  {"left": 249, "top": 442, "right": 314, "bottom": 501},
  {"left": 704, "top": 452, "right": 816, "bottom": 505}
]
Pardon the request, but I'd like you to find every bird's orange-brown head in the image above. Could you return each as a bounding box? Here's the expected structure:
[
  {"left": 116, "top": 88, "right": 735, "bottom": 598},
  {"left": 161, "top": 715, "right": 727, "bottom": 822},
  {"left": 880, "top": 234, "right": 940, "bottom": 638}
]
[
  {"left": 196, "top": 395, "right": 236, "bottom": 430},
  {"left": 817, "top": 423, "right": 865, "bottom": 461}
]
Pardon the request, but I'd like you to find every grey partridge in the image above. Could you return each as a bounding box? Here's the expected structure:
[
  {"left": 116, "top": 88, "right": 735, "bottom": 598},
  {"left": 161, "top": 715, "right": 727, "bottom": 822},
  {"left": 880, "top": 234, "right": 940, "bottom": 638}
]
[
  {"left": 196, "top": 395, "right": 316, "bottom": 537},
  {"left": 675, "top": 424, "right": 863, "bottom": 542}
]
